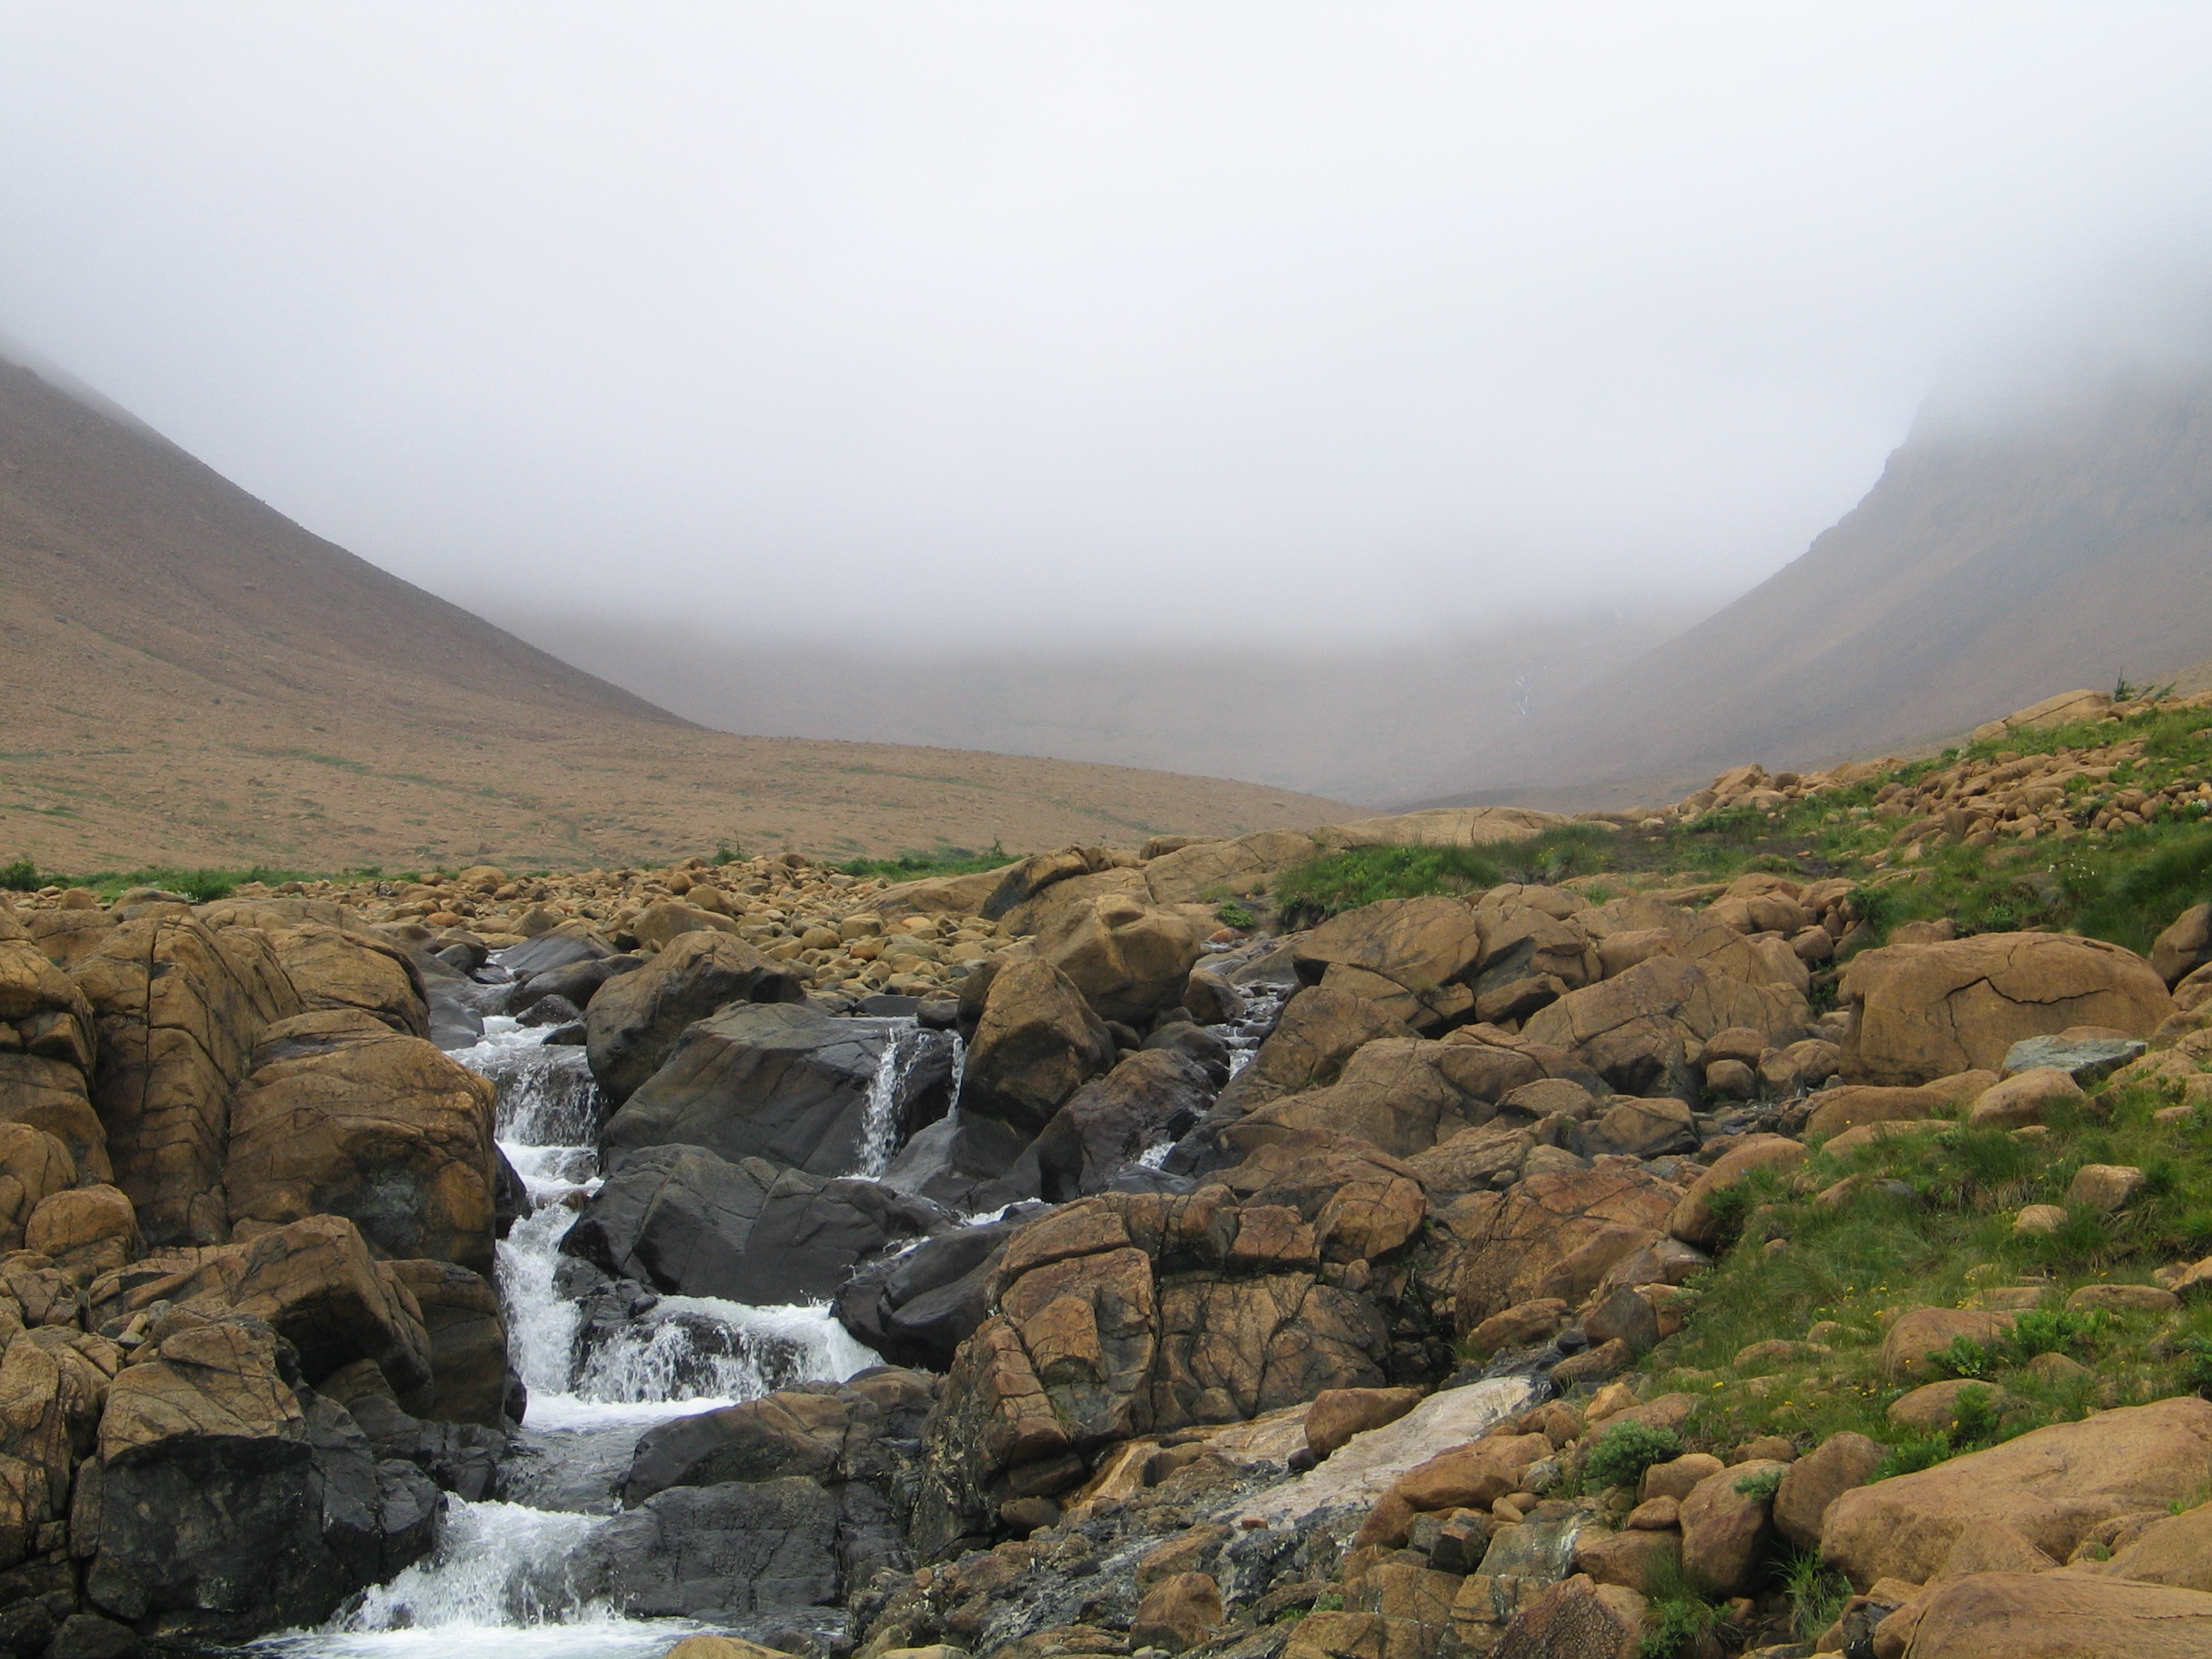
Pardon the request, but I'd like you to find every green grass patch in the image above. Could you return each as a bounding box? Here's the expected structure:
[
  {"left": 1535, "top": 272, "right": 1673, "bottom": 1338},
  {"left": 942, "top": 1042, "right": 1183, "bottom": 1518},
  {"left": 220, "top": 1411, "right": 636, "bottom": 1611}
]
[
  {"left": 1272, "top": 825, "right": 1627, "bottom": 924},
  {"left": 835, "top": 843, "right": 1016, "bottom": 882},
  {"left": 6, "top": 864, "right": 368, "bottom": 903},
  {"left": 1630, "top": 1080, "right": 2212, "bottom": 1471}
]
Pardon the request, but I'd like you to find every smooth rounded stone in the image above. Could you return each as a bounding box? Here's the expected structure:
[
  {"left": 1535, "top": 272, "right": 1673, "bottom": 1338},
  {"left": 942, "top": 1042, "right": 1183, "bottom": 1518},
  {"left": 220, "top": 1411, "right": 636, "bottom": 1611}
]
[
  {"left": 516, "top": 992, "right": 582, "bottom": 1028},
  {"left": 498, "top": 929, "right": 611, "bottom": 977},
  {"left": 2015, "top": 1202, "right": 2068, "bottom": 1234},
  {"left": 2066, "top": 1282, "right": 2180, "bottom": 1313},
  {"left": 510, "top": 952, "right": 643, "bottom": 1018},
  {"left": 1499, "top": 1077, "right": 1598, "bottom": 1121},
  {"left": 1703, "top": 1057, "right": 1757, "bottom": 1100},
  {"left": 1969, "top": 1065, "right": 2086, "bottom": 1126},
  {"left": 1585, "top": 1095, "right": 1697, "bottom": 1158},
  {"left": 1889, "top": 1379, "right": 2015, "bottom": 1434},
  {"left": 1773, "top": 1430, "right": 1886, "bottom": 1549},
  {"left": 1640, "top": 1453, "right": 1724, "bottom": 1505},
  {"left": 2068, "top": 1163, "right": 2147, "bottom": 1213}
]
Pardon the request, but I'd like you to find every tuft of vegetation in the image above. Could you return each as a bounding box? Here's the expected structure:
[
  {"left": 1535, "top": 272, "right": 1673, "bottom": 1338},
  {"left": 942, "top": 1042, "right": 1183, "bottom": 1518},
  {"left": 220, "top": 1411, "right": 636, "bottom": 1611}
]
[
  {"left": 1214, "top": 899, "right": 1257, "bottom": 929},
  {"left": 1274, "top": 846, "right": 1504, "bottom": 924},
  {"left": 1732, "top": 1466, "right": 1784, "bottom": 1501},
  {"left": 1581, "top": 1422, "right": 1685, "bottom": 1493},
  {"left": 1781, "top": 1550, "right": 1852, "bottom": 1645},
  {"left": 835, "top": 841, "right": 1014, "bottom": 881},
  {"left": 1637, "top": 1554, "right": 1727, "bottom": 1658},
  {"left": 0, "top": 859, "right": 37, "bottom": 892}
]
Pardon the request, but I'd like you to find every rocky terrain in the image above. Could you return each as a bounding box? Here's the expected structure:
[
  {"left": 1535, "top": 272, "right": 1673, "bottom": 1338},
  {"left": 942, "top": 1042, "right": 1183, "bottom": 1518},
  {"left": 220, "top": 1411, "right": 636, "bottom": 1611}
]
[{"left": 0, "top": 682, "right": 2208, "bottom": 1658}]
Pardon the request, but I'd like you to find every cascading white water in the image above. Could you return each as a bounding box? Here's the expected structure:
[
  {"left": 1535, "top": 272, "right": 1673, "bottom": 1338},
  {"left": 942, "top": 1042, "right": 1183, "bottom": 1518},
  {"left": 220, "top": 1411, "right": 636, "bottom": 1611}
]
[{"left": 267, "top": 1013, "right": 890, "bottom": 1658}]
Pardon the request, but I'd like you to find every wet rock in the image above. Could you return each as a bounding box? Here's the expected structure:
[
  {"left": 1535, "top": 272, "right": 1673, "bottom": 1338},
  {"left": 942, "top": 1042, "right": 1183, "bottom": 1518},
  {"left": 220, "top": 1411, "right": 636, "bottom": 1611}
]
[
  {"left": 836, "top": 1213, "right": 1035, "bottom": 1371},
  {"left": 574, "top": 1476, "right": 843, "bottom": 1623},
  {"left": 605, "top": 1003, "right": 954, "bottom": 1179},
  {"left": 621, "top": 1369, "right": 935, "bottom": 1504},
  {"left": 85, "top": 1317, "right": 434, "bottom": 1640},
  {"left": 565, "top": 1143, "right": 943, "bottom": 1304},
  {"left": 585, "top": 932, "right": 805, "bottom": 1105},
  {"left": 980, "top": 1049, "right": 1214, "bottom": 1206}
]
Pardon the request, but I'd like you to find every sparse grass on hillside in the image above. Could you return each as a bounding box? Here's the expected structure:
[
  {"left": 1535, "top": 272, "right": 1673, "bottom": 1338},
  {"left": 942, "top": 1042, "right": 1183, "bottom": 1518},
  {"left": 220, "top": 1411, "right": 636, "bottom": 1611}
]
[
  {"left": 0, "top": 859, "right": 349, "bottom": 903},
  {"left": 1270, "top": 706, "right": 2212, "bottom": 956},
  {"left": 1621, "top": 1081, "right": 2212, "bottom": 1476},
  {"left": 1274, "top": 826, "right": 1622, "bottom": 924}
]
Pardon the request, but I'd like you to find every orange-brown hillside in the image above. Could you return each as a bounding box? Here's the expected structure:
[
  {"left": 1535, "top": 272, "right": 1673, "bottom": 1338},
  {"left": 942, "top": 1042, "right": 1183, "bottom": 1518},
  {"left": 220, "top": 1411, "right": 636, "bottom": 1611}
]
[{"left": 0, "top": 357, "right": 1348, "bottom": 872}]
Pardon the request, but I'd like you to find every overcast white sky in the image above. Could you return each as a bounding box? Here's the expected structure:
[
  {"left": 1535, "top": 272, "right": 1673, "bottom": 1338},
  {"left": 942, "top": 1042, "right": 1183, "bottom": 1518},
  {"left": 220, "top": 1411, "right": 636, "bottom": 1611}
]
[{"left": 4, "top": 3, "right": 2211, "bottom": 643}]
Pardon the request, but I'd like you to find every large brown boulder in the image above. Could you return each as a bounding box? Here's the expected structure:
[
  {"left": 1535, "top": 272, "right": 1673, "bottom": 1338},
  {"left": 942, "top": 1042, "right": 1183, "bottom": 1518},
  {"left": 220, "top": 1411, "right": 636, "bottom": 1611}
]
[
  {"left": 1839, "top": 933, "right": 2175, "bottom": 1086},
  {"left": 1819, "top": 1396, "right": 2212, "bottom": 1586},
  {"left": 1230, "top": 1036, "right": 1510, "bottom": 1159},
  {"left": 1521, "top": 955, "right": 1805, "bottom": 1101},
  {"left": 1889, "top": 1571, "right": 2212, "bottom": 1658},
  {"left": 1773, "top": 1430, "right": 1885, "bottom": 1549},
  {"left": 1214, "top": 987, "right": 1409, "bottom": 1116},
  {"left": 0, "top": 1325, "right": 111, "bottom": 1572},
  {"left": 0, "top": 935, "right": 99, "bottom": 1091},
  {"left": 585, "top": 932, "right": 803, "bottom": 1104},
  {"left": 1679, "top": 1459, "right": 1787, "bottom": 1595},
  {"left": 242, "top": 923, "right": 428, "bottom": 1039},
  {"left": 1290, "top": 899, "right": 1487, "bottom": 1033},
  {"left": 961, "top": 958, "right": 1117, "bottom": 1136},
  {"left": 1033, "top": 894, "right": 1204, "bottom": 1025},
  {"left": 2153, "top": 903, "right": 2212, "bottom": 989},
  {"left": 1447, "top": 1166, "right": 1682, "bottom": 1330},
  {"left": 1667, "top": 1135, "right": 1807, "bottom": 1249},
  {"left": 1142, "top": 830, "right": 1324, "bottom": 906},
  {"left": 87, "top": 1214, "right": 433, "bottom": 1395},
  {"left": 913, "top": 1177, "right": 1410, "bottom": 1551},
  {"left": 70, "top": 918, "right": 305, "bottom": 1243},
  {"left": 225, "top": 1009, "right": 498, "bottom": 1273},
  {"left": 0, "top": 1123, "right": 77, "bottom": 1256}
]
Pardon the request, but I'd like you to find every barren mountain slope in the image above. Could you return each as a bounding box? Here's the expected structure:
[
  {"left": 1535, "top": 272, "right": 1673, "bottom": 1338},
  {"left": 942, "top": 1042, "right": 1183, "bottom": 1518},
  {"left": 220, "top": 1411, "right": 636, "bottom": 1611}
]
[
  {"left": 0, "top": 357, "right": 1347, "bottom": 870},
  {"left": 1429, "top": 364, "right": 2212, "bottom": 808}
]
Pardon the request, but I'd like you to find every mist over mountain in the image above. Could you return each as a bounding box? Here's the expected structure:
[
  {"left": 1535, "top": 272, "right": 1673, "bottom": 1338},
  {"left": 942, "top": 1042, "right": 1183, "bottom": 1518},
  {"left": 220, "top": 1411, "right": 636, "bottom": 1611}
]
[
  {"left": 0, "top": 351, "right": 1348, "bottom": 871},
  {"left": 470, "top": 602, "right": 1709, "bottom": 806},
  {"left": 1422, "top": 358, "right": 2212, "bottom": 808}
]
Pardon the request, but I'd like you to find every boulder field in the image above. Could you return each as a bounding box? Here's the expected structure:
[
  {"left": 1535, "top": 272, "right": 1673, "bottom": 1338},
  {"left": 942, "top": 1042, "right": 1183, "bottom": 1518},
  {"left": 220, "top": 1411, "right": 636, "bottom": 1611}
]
[{"left": 0, "top": 687, "right": 2209, "bottom": 1656}]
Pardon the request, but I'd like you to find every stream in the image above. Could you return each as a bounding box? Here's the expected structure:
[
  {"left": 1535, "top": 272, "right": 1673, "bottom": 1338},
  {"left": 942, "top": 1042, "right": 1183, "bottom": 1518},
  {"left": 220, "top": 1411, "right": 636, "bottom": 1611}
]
[{"left": 261, "top": 947, "right": 1289, "bottom": 1659}]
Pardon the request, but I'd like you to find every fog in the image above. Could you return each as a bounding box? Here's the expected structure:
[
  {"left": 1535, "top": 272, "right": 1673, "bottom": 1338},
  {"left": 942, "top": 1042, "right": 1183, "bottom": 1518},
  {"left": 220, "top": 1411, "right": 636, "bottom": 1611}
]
[{"left": 4, "top": 3, "right": 2212, "bottom": 650}]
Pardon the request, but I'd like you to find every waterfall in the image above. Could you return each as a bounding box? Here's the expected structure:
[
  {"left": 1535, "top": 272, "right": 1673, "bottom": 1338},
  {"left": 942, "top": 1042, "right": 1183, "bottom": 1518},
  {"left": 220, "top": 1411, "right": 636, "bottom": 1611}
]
[{"left": 267, "top": 1010, "right": 894, "bottom": 1657}]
